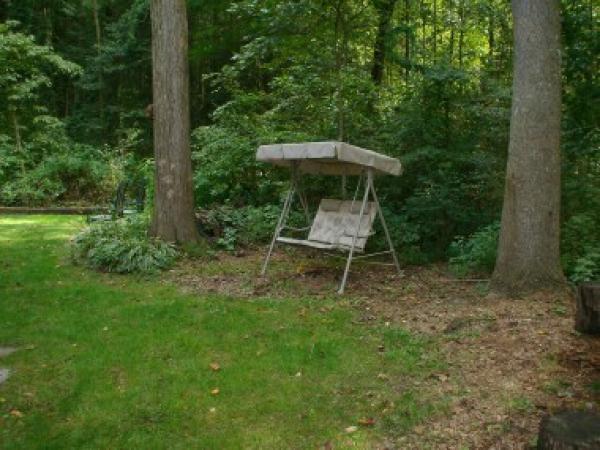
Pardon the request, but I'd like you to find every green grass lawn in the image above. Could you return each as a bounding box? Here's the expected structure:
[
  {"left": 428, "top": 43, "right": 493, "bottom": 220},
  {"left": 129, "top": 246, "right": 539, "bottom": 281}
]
[{"left": 0, "top": 216, "right": 443, "bottom": 449}]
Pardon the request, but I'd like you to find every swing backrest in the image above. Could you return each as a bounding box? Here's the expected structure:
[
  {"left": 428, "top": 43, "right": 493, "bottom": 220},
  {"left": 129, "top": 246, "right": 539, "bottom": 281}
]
[{"left": 307, "top": 199, "right": 377, "bottom": 250}]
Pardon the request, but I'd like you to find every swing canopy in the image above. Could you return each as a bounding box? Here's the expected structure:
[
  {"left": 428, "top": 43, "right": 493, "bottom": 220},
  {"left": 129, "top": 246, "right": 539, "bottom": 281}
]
[
  {"left": 257, "top": 141, "right": 402, "bottom": 294},
  {"left": 256, "top": 141, "right": 402, "bottom": 176}
]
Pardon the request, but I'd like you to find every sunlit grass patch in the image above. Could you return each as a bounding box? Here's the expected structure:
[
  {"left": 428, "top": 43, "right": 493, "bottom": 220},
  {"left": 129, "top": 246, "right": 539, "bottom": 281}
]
[{"left": 0, "top": 215, "right": 444, "bottom": 449}]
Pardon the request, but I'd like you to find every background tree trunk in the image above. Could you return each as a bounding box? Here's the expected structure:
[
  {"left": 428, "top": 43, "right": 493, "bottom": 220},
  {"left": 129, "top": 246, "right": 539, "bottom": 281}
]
[
  {"left": 371, "top": 0, "right": 397, "bottom": 85},
  {"left": 575, "top": 283, "right": 600, "bottom": 334},
  {"left": 150, "top": 0, "right": 200, "bottom": 243},
  {"left": 491, "top": 0, "right": 564, "bottom": 294},
  {"left": 537, "top": 410, "right": 600, "bottom": 449}
]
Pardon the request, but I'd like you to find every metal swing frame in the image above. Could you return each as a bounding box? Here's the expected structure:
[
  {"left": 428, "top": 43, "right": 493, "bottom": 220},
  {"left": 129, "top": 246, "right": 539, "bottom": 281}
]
[{"left": 261, "top": 164, "right": 401, "bottom": 294}]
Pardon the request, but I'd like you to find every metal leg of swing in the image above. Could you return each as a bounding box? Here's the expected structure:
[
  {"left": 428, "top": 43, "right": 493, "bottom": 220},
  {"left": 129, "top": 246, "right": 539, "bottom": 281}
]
[
  {"left": 261, "top": 187, "right": 294, "bottom": 276},
  {"left": 368, "top": 176, "right": 402, "bottom": 275},
  {"left": 338, "top": 171, "right": 371, "bottom": 295}
]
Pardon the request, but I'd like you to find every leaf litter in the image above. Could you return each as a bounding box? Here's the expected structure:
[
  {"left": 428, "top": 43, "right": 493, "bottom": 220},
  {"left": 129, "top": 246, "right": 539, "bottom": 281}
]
[{"left": 166, "top": 249, "right": 599, "bottom": 449}]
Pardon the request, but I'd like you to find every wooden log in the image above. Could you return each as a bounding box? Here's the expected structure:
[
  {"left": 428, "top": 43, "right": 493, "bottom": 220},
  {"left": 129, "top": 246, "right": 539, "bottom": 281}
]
[
  {"left": 0, "top": 207, "right": 107, "bottom": 215},
  {"left": 537, "top": 410, "right": 600, "bottom": 449},
  {"left": 575, "top": 283, "right": 600, "bottom": 335}
]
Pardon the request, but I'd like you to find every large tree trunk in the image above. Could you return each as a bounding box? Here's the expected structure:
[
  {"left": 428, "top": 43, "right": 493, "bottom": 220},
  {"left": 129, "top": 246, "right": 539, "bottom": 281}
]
[
  {"left": 491, "top": 0, "right": 564, "bottom": 295},
  {"left": 150, "top": 0, "right": 200, "bottom": 243},
  {"left": 371, "top": 0, "right": 397, "bottom": 85}
]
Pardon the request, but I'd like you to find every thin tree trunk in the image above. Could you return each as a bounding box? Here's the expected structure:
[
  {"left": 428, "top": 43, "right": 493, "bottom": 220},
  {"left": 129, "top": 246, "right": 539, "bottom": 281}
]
[
  {"left": 447, "top": 0, "right": 455, "bottom": 62},
  {"left": 43, "top": 6, "right": 52, "bottom": 45},
  {"left": 150, "top": 0, "right": 200, "bottom": 243},
  {"left": 335, "top": 0, "right": 345, "bottom": 140},
  {"left": 432, "top": 0, "right": 437, "bottom": 63},
  {"left": 491, "top": 0, "right": 565, "bottom": 295},
  {"left": 10, "top": 109, "right": 25, "bottom": 174},
  {"left": 420, "top": 0, "right": 425, "bottom": 66},
  {"left": 371, "top": 0, "right": 397, "bottom": 85},
  {"left": 458, "top": 0, "right": 464, "bottom": 67},
  {"left": 404, "top": 0, "right": 410, "bottom": 82},
  {"left": 92, "top": 0, "right": 102, "bottom": 52},
  {"left": 92, "top": 0, "right": 105, "bottom": 124},
  {"left": 449, "top": 28, "right": 455, "bottom": 63},
  {"left": 488, "top": 13, "right": 495, "bottom": 67}
]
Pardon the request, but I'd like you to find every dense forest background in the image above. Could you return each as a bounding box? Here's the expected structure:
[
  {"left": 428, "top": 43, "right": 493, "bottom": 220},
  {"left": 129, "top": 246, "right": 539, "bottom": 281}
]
[{"left": 0, "top": 0, "right": 598, "bottom": 278}]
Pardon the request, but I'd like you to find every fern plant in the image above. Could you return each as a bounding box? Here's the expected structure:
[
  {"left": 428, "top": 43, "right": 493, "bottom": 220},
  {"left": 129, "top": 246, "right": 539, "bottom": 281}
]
[{"left": 71, "top": 216, "right": 178, "bottom": 274}]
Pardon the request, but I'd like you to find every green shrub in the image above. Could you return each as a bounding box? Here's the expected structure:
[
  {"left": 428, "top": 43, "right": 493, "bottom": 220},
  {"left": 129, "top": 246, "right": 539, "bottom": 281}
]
[
  {"left": 200, "top": 204, "right": 303, "bottom": 251},
  {"left": 1, "top": 145, "right": 116, "bottom": 206},
  {"left": 71, "top": 216, "right": 178, "bottom": 273},
  {"left": 569, "top": 247, "right": 600, "bottom": 283},
  {"left": 449, "top": 222, "right": 500, "bottom": 277},
  {"left": 561, "top": 212, "right": 600, "bottom": 282}
]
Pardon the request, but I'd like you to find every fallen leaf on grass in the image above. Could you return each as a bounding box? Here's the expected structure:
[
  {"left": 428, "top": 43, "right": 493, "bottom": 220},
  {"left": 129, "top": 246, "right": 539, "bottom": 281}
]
[
  {"left": 433, "top": 373, "right": 449, "bottom": 382},
  {"left": 210, "top": 388, "right": 220, "bottom": 395},
  {"left": 345, "top": 426, "right": 358, "bottom": 433},
  {"left": 10, "top": 409, "right": 23, "bottom": 418},
  {"left": 358, "top": 417, "right": 376, "bottom": 426},
  {"left": 209, "top": 362, "right": 221, "bottom": 371}
]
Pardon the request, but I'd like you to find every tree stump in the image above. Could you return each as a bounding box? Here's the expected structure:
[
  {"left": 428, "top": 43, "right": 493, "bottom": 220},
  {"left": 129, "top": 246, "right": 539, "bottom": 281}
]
[
  {"left": 537, "top": 410, "right": 600, "bottom": 449},
  {"left": 575, "top": 283, "right": 600, "bottom": 334}
]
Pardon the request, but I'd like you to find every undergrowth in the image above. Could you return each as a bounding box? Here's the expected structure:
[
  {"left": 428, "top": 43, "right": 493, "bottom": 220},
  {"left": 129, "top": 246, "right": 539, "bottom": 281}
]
[{"left": 71, "top": 215, "right": 178, "bottom": 273}]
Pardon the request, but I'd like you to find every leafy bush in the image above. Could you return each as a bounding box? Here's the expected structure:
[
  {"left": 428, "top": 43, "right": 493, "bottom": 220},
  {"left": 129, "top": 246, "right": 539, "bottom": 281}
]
[
  {"left": 71, "top": 216, "right": 178, "bottom": 273},
  {"left": 2, "top": 148, "right": 113, "bottom": 206},
  {"left": 561, "top": 211, "right": 600, "bottom": 283},
  {"left": 200, "top": 204, "right": 303, "bottom": 251},
  {"left": 448, "top": 222, "right": 500, "bottom": 277},
  {"left": 569, "top": 247, "right": 600, "bottom": 283},
  {"left": 0, "top": 116, "right": 120, "bottom": 206}
]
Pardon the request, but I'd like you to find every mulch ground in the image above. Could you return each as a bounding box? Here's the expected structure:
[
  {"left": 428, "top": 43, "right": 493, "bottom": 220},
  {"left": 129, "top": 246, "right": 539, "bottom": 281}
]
[{"left": 166, "top": 249, "right": 600, "bottom": 449}]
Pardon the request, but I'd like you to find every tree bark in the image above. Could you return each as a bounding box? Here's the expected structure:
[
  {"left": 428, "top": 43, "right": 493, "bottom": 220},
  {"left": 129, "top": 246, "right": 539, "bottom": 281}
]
[
  {"left": 575, "top": 283, "right": 600, "bottom": 334},
  {"left": 491, "top": 0, "right": 565, "bottom": 295},
  {"left": 10, "top": 109, "right": 25, "bottom": 174},
  {"left": 458, "top": 0, "right": 464, "bottom": 68},
  {"left": 488, "top": 13, "right": 495, "bottom": 67},
  {"left": 371, "top": 0, "right": 397, "bottom": 85},
  {"left": 92, "top": 0, "right": 105, "bottom": 123},
  {"left": 404, "top": 0, "right": 410, "bottom": 82},
  {"left": 150, "top": 0, "right": 200, "bottom": 243},
  {"left": 334, "top": 0, "right": 346, "bottom": 140},
  {"left": 432, "top": 0, "right": 437, "bottom": 63},
  {"left": 537, "top": 410, "right": 600, "bottom": 449}
]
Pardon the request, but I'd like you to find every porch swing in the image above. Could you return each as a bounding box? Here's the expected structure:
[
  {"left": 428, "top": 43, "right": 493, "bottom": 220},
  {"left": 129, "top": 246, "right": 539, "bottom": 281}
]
[{"left": 257, "top": 141, "right": 403, "bottom": 294}]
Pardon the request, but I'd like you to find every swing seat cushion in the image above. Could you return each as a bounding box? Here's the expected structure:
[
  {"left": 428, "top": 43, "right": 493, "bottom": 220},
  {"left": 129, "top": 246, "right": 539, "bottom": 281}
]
[{"left": 276, "top": 199, "right": 376, "bottom": 252}]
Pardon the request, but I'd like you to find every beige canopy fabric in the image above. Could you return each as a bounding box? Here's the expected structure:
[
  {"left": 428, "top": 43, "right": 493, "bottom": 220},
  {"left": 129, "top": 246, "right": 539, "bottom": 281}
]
[{"left": 256, "top": 141, "right": 402, "bottom": 176}]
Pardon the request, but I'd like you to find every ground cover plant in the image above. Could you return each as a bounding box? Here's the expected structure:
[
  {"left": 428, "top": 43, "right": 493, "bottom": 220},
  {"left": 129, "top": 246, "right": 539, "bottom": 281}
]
[
  {"left": 0, "top": 215, "right": 446, "bottom": 449},
  {"left": 71, "top": 215, "right": 178, "bottom": 273}
]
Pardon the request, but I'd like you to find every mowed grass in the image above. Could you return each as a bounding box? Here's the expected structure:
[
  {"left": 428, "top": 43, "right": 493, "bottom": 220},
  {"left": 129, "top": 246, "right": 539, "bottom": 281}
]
[{"left": 0, "top": 216, "right": 443, "bottom": 449}]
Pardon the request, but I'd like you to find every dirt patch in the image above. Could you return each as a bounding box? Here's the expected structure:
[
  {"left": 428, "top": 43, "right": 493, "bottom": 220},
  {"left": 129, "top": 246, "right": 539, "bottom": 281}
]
[
  {"left": 167, "top": 249, "right": 600, "bottom": 449},
  {"left": 0, "top": 347, "right": 18, "bottom": 358},
  {"left": 0, "top": 368, "right": 10, "bottom": 385}
]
